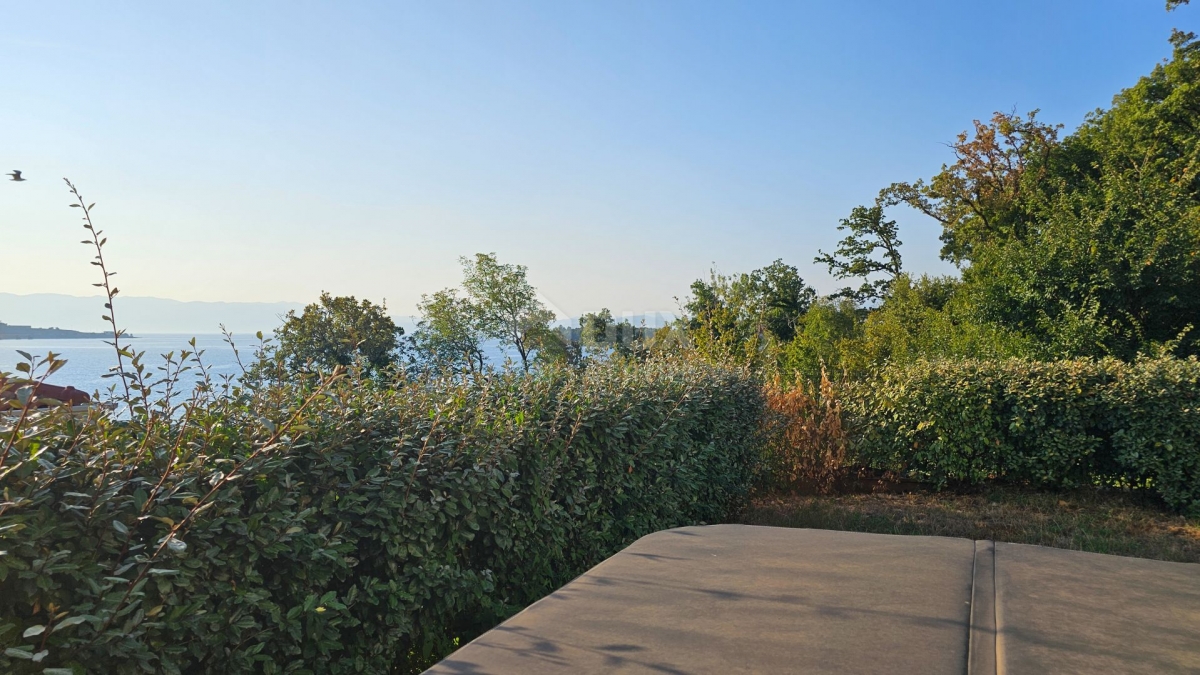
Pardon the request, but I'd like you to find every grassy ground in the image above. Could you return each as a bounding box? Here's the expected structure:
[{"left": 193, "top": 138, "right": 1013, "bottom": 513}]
[{"left": 741, "top": 486, "right": 1200, "bottom": 563}]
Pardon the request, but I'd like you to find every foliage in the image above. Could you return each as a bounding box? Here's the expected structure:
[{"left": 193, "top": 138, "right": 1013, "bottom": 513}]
[
  {"left": 579, "top": 308, "right": 646, "bottom": 358},
  {"left": 879, "top": 110, "right": 1062, "bottom": 265},
  {"left": 770, "top": 279, "right": 1033, "bottom": 386},
  {"left": 413, "top": 289, "right": 488, "bottom": 376},
  {"left": 682, "top": 260, "right": 816, "bottom": 368},
  {"left": 848, "top": 357, "right": 1200, "bottom": 515},
  {"left": 852, "top": 275, "right": 1038, "bottom": 367},
  {"left": 774, "top": 298, "right": 863, "bottom": 384},
  {"left": 963, "top": 39, "right": 1200, "bottom": 358},
  {"left": 759, "top": 369, "right": 847, "bottom": 493},
  {"left": 809, "top": 31, "right": 1200, "bottom": 361},
  {"left": 739, "top": 259, "right": 818, "bottom": 343},
  {"left": 814, "top": 203, "right": 904, "bottom": 303},
  {"left": 274, "top": 293, "right": 404, "bottom": 376},
  {"left": 1105, "top": 357, "right": 1200, "bottom": 514},
  {"left": 843, "top": 34, "right": 1200, "bottom": 360},
  {"left": 641, "top": 324, "right": 689, "bottom": 356},
  {"left": 460, "top": 254, "right": 555, "bottom": 372},
  {"left": 528, "top": 326, "right": 583, "bottom": 368},
  {"left": 0, "top": 355, "right": 763, "bottom": 674},
  {"left": 413, "top": 253, "right": 564, "bottom": 374},
  {"left": 65, "top": 180, "right": 139, "bottom": 409}
]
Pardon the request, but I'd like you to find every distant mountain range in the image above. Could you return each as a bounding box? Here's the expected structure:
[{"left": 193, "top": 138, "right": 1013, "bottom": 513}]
[
  {"left": 0, "top": 293, "right": 678, "bottom": 336},
  {"left": 0, "top": 293, "right": 306, "bottom": 335}
]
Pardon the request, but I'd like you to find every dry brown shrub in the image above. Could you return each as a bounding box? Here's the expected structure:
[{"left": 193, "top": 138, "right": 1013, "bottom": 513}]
[{"left": 760, "top": 368, "right": 847, "bottom": 493}]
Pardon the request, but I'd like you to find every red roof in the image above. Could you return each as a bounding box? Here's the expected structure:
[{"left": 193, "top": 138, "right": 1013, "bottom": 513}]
[{"left": 0, "top": 377, "right": 91, "bottom": 408}]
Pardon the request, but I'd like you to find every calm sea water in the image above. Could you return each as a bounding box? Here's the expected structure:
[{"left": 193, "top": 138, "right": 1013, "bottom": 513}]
[
  {"left": 0, "top": 334, "right": 521, "bottom": 399},
  {"left": 0, "top": 334, "right": 251, "bottom": 397}
]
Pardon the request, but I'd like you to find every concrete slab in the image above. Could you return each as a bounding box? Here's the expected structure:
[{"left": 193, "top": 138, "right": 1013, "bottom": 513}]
[
  {"left": 426, "top": 526, "right": 1200, "bottom": 675},
  {"left": 427, "top": 525, "right": 977, "bottom": 674},
  {"left": 989, "top": 542, "right": 1200, "bottom": 674}
]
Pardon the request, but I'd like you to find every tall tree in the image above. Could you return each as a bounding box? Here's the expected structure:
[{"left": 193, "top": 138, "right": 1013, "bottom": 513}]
[
  {"left": 274, "top": 292, "right": 403, "bottom": 375},
  {"left": 461, "top": 253, "right": 555, "bottom": 372},
  {"left": 413, "top": 289, "right": 488, "bottom": 376},
  {"left": 683, "top": 260, "right": 815, "bottom": 366},
  {"left": 879, "top": 110, "right": 1061, "bottom": 264},
  {"left": 580, "top": 308, "right": 617, "bottom": 349},
  {"left": 527, "top": 324, "right": 580, "bottom": 367},
  {"left": 736, "top": 259, "right": 817, "bottom": 342},
  {"left": 814, "top": 203, "right": 903, "bottom": 304},
  {"left": 854, "top": 33, "right": 1200, "bottom": 358},
  {"left": 964, "top": 37, "right": 1200, "bottom": 357}
]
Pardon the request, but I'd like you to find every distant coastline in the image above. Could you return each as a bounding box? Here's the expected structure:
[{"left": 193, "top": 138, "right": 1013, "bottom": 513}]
[
  {"left": 0, "top": 292, "right": 301, "bottom": 335},
  {"left": 0, "top": 321, "right": 122, "bottom": 340}
]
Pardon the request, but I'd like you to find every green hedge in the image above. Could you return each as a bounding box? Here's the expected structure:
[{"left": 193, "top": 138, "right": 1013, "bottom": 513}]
[
  {"left": 0, "top": 357, "right": 763, "bottom": 674},
  {"left": 849, "top": 357, "right": 1200, "bottom": 514}
]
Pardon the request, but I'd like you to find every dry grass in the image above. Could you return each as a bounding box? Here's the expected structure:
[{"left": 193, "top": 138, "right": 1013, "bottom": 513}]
[{"left": 742, "top": 487, "right": 1200, "bottom": 563}]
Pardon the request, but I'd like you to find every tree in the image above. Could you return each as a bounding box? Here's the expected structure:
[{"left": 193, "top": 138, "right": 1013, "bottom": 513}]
[
  {"left": 879, "top": 110, "right": 1061, "bottom": 264},
  {"left": 960, "top": 36, "right": 1200, "bottom": 357},
  {"left": 737, "top": 259, "right": 817, "bottom": 343},
  {"left": 814, "top": 203, "right": 903, "bottom": 304},
  {"left": 855, "top": 275, "right": 1036, "bottom": 366},
  {"left": 413, "top": 289, "right": 488, "bottom": 376},
  {"left": 685, "top": 260, "right": 815, "bottom": 343},
  {"left": 580, "top": 308, "right": 646, "bottom": 357},
  {"left": 777, "top": 297, "right": 863, "bottom": 383},
  {"left": 529, "top": 325, "right": 581, "bottom": 367},
  {"left": 274, "top": 292, "right": 404, "bottom": 375},
  {"left": 849, "top": 33, "right": 1200, "bottom": 359},
  {"left": 580, "top": 308, "right": 615, "bottom": 348},
  {"left": 461, "top": 253, "right": 555, "bottom": 372},
  {"left": 683, "top": 260, "right": 816, "bottom": 366}
]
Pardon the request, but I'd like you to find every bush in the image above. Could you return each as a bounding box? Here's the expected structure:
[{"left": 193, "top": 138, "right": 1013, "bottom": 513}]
[
  {"left": 1106, "top": 358, "right": 1200, "bottom": 514},
  {"left": 759, "top": 369, "right": 847, "bottom": 493},
  {"left": 848, "top": 357, "right": 1200, "bottom": 514},
  {"left": 0, "top": 356, "right": 763, "bottom": 674}
]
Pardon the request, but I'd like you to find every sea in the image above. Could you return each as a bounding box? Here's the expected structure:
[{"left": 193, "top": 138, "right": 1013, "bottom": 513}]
[
  {"left": 0, "top": 334, "right": 254, "bottom": 398},
  {"left": 0, "top": 333, "right": 522, "bottom": 400}
]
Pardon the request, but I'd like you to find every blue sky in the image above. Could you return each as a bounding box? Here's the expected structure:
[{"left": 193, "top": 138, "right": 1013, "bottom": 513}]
[{"left": 0, "top": 1, "right": 1190, "bottom": 319}]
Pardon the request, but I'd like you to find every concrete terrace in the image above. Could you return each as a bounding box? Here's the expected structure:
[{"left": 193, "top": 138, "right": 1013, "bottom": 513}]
[{"left": 427, "top": 525, "right": 1200, "bottom": 674}]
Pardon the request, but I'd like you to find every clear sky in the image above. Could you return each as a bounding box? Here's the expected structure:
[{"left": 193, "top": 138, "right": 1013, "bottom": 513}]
[{"left": 1, "top": 1, "right": 1191, "bottom": 319}]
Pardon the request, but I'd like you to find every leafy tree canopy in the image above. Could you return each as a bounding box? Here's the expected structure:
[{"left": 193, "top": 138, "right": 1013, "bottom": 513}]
[
  {"left": 683, "top": 260, "right": 816, "bottom": 367},
  {"left": 836, "top": 32, "right": 1200, "bottom": 359},
  {"left": 274, "top": 292, "right": 404, "bottom": 375},
  {"left": 815, "top": 203, "right": 904, "bottom": 304},
  {"left": 413, "top": 289, "right": 488, "bottom": 376},
  {"left": 880, "top": 110, "right": 1062, "bottom": 265},
  {"left": 460, "top": 253, "right": 556, "bottom": 372},
  {"left": 960, "top": 37, "right": 1200, "bottom": 357},
  {"left": 580, "top": 308, "right": 647, "bottom": 357}
]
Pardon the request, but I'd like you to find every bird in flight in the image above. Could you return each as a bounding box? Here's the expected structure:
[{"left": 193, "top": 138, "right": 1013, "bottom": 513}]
[{"left": 7, "top": 170, "right": 25, "bottom": 182}]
